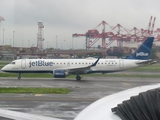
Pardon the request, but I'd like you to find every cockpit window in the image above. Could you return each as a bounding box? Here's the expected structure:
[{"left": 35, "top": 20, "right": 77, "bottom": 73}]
[{"left": 11, "top": 62, "right": 15, "bottom": 64}]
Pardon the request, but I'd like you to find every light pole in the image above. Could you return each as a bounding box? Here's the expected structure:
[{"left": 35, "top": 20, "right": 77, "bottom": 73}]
[
  {"left": 72, "top": 37, "right": 74, "bottom": 49},
  {"left": 22, "top": 39, "right": 24, "bottom": 47},
  {"left": 6, "top": 38, "right": 7, "bottom": 45},
  {"left": 61, "top": 42, "right": 63, "bottom": 49},
  {"left": 28, "top": 40, "right": 30, "bottom": 47},
  {"left": 56, "top": 35, "right": 57, "bottom": 49},
  {"left": 13, "top": 31, "right": 15, "bottom": 47},
  {"left": 2, "top": 29, "right": 4, "bottom": 45},
  {"left": 64, "top": 40, "right": 70, "bottom": 49}
]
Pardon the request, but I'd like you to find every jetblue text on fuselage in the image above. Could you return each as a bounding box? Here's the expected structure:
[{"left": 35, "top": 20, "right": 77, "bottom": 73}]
[
  {"left": 136, "top": 52, "right": 149, "bottom": 57},
  {"left": 29, "top": 60, "right": 53, "bottom": 67}
]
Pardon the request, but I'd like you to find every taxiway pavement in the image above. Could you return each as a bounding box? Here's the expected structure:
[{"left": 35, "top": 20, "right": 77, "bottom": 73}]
[{"left": 0, "top": 76, "right": 159, "bottom": 120}]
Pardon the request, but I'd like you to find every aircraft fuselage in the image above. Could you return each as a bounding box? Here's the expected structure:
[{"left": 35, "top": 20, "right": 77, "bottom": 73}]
[{"left": 2, "top": 58, "right": 143, "bottom": 74}]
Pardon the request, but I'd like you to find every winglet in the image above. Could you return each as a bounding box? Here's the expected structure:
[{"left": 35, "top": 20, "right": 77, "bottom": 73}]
[
  {"left": 91, "top": 58, "right": 100, "bottom": 67},
  {"left": 126, "top": 37, "right": 154, "bottom": 60}
]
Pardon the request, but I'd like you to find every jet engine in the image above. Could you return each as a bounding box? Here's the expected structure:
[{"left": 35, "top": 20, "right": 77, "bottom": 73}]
[{"left": 53, "top": 69, "right": 68, "bottom": 78}]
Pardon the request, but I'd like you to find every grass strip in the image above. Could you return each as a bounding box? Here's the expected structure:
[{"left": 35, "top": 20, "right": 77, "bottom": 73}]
[
  {"left": 0, "top": 62, "right": 10, "bottom": 65},
  {"left": 97, "top": 74, "right": 160, "bottom": 78},
  {"left": 0, "top": 73, "right": 53, "bottom": 78},
  {"left": 132, "top": 64, "right": 160, "bottom": 72},
  {"left": 79, "top": 74, "right": 160, "bottom": 78},
  {"left": 0, "top": 72, "right": 160, "bottom": 78},
  {"left": 0, "top": 87, "right": 70, "bottom": 94}
]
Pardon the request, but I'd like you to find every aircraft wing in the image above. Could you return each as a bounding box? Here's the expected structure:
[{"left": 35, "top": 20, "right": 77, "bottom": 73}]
[
  {"left": 0, "top": 109, "right": 64, "bottom": 120},
  {"left": 57, "top": 58, "right": 100, "bottom": 74},
  {"left": 74, "top": 83, "right": 160, "bottom": 120},
  {"left": 136, "top": 59, "right": 157, "bottom": 65}
]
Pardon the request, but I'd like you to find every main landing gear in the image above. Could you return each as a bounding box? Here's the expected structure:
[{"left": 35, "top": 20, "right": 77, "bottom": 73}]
[
  {"left": 76, "top": 75, "right": 81, "bottom": 81},
  {"left": 18, "top": 73, "right": 21, "bottom": 80}
]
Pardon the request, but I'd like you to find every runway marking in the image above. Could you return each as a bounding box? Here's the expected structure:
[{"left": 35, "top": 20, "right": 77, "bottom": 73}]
[
  {"left": 123, "top": 82, "right": 131, "bottom": 85},
  {"left": 35, "top": 94, "right": 42, "bottom": 96}
]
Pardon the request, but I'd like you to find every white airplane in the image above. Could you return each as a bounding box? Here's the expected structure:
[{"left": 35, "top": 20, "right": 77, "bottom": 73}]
[
  {"left": 1, "top": 37, "right": 156, "bottom": 80},
  {"left": 0, "top": 83, "right": 159, "bottom": 120}
]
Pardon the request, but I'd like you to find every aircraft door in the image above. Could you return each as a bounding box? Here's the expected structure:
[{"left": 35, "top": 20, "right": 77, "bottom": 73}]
[
  {"left": 21, "top": 59, "right": 26, "bottom": 69},
  {"left": 119, "top": 59, "right": 124, "bottom": 69}
]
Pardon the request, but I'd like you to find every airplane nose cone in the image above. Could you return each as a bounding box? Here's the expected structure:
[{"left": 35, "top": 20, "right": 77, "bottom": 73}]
[
  {"left": 1, "top": 67, "right": 5, "bottom": 72},
  {"left": 1, "top": 66, "right": 7, "bottom": 72}
]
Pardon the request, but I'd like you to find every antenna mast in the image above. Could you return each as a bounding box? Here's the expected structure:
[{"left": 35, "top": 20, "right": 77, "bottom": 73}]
[{"left": 37, "top": 21, "right": 44, "bottom": 51}]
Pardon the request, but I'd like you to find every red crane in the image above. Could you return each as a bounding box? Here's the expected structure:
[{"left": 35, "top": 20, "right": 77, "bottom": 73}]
[
  {"left": 73, "top": 16, "right": 160, "bottom": 50},
  {"left": 72, "top": 21, "right": 115, "bottom": 49}
]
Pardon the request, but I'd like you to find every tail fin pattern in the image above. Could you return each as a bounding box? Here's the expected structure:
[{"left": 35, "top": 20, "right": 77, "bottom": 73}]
[{"left": 126, "top": 37, "right": 154, "bottom": 60}]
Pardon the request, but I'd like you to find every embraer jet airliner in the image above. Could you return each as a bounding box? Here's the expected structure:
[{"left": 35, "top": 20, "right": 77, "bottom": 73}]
[{"left": 1, "top": 37, "right": 156, "bottom": 80}]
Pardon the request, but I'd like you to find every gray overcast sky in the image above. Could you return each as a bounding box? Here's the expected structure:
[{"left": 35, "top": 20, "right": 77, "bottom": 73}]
[{"left": 0, "top": 0, "right": 160, "bottom": 49}]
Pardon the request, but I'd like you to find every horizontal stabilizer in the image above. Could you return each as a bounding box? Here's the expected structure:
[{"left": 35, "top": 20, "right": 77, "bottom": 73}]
[{"left": 136, "top": 59, "right": 157, "bottom": 65}]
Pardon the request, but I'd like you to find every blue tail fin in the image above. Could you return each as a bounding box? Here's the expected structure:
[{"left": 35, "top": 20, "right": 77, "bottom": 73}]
[{"left": 126, "top": 37, "right": 154, "bottom": 60}]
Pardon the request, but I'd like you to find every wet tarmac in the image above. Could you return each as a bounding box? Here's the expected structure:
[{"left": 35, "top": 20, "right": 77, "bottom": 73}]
[{"left": 0, "top": 75, "right": 159, "bottom": 120}]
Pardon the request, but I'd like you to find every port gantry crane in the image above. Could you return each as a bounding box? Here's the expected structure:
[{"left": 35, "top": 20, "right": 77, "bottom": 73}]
[{"left": 72, "top": 16, "right": 159, "bottom": 50}]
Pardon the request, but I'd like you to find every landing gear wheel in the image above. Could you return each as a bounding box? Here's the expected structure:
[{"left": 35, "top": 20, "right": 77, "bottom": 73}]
[
  {"left": 18, "top": 76, "right": 21, "bottom": 80},
  {"left": 76, "top": 75, "right": 81, "bottom": 81},
  {"left": 18, "top": 73, "right": 21, "bottom": 80}
]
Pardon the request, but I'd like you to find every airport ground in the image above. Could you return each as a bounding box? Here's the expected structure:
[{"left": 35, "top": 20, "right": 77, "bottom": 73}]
[{"left": 0, "top": 72, "right": 159, "bottom": 120}]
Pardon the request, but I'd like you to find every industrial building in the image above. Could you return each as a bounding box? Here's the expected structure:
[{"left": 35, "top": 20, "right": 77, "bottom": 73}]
[{"left": 0, "top": 16, "right": 160, "bottom": 60}]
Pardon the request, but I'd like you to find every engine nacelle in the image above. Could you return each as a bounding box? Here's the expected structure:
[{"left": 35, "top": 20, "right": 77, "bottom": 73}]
[{"left": 53, "top": 69, "right": 68, "bottom": 78}]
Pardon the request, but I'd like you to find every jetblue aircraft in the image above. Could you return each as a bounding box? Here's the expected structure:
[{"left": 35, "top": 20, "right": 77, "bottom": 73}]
[{"left": 1, "top": 37, "right": 156, "bottom": 80}]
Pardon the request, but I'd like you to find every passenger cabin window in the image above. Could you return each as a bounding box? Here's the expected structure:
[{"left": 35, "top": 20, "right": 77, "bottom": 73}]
[{"left": 12, "top": 62, "right": 15, "bottom": 64}]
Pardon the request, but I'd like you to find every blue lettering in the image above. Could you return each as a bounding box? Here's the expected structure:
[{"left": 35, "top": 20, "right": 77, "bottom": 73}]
[
  {"left": 32, "top": 62, "right": 35, "bottom": 66},
  {"left": 38, "top": 60, "right": 42, "bottom": 66},
  {"left": 50, "top": 62, "right": 53, "bottom": 66},
  {"left": 45, "top": 62, "right": 48, "bottom": 66},
  {"left": 29, "top": 61, "right": 31, "bottom": 68},
  {"left": 29, "top": 60, "right": 54, "bottom": 68},
  {"left": 36, "top": 61, "right": 38, "bottom": 66}
]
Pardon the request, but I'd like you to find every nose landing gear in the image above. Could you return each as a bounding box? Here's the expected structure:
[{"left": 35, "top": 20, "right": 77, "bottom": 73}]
[{"left": 18, "top": 73, "right": 21, "bottom": 80}]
